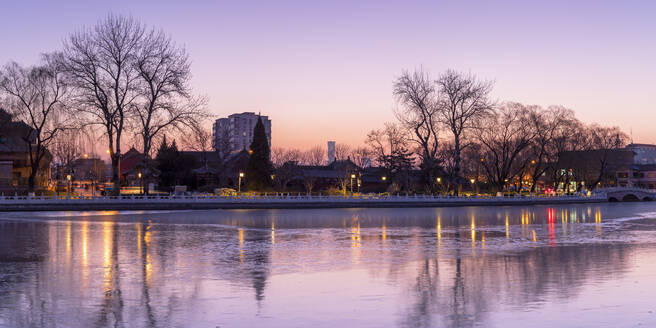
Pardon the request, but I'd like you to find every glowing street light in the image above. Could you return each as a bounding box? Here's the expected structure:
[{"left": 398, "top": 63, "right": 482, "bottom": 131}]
[
  {"left": 436, "top": 177, "right": 442, "bottom": 183},
  {"left": 138, "top": 172, "right": 143, "bottom": 194},
  {"left": 66, "top": 174, "right": 72, "bottom": 195},
  {"left": 350, "top": 173, "right": 356, "bottom": 194},
  {"left": 238, "top": 172, "right": 244, "bottom": 193},
  {"left": 381, "top": 176, "right": 387, "bottom": 181}
]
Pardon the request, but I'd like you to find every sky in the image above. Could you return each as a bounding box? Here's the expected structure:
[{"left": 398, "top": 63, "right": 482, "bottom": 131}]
[{"left": 1, "top": 0, "right": 655, "bottom": 150}]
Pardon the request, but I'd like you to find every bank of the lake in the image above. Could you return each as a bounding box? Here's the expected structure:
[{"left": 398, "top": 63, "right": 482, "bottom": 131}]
[
  {"left": 2, "top": 203, "right": 656, "bottom": 328},
  {"left": 0, "top": 194, "right": 608, "bottom": 212}
]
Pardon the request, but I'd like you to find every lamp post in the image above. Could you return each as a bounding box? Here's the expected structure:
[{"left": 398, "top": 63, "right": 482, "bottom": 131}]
[
  {"left": 470, "top": 178, "right": 476, "bottom": 195},
  {"left": 477, "top": 157, "right": 484, "bottom": 195},
  {"left": 66, "top": 174, "right": 71, "bottom": 196},
  {"left": 350, "top": 173, "right": 356, "bottom": 194},
  {"left": 138, "top": 172, "right": 143, "bottom": 194},
  {"left": 238, "top": 172, "right": 244, "bottom": 194}
]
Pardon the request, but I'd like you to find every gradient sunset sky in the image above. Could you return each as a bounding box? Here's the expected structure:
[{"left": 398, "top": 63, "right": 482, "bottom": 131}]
[{"left": 1, "top": 0, "right": 654, "bottom": 149}]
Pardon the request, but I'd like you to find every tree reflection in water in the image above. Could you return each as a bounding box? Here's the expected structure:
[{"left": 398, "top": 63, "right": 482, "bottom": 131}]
[{"left": 0, "top": 203, "right": 652, "bottom": 327}]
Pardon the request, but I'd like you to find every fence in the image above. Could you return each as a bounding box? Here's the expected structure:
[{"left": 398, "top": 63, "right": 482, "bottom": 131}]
[{"left": 0, "top": 192, "right": 606, "bottom": 205}]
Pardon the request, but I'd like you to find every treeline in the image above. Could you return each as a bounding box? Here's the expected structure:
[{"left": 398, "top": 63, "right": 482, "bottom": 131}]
[
  {"left": 0, "top": 15, "right": 209, "bottom": 193},
  {"left": 272, "top": 69, "right": 628, "bottom": 194},
  {"left": 382, "top": 69, "right": 627, "bottom": 193}
]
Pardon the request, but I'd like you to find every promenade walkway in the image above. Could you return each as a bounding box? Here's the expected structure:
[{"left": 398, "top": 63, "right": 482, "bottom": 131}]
[{"left": 0, "top": 193, "right": 607, "bottom": 212}]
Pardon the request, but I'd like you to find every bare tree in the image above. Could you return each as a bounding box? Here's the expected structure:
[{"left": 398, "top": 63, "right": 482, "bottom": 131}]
[
  {"left": 61, "top": 15, "right": 145, "bottom": 194},
  {"left": 350, "top": 146, "right": 371, "bottom": 168},
  {"left": 524, "top": 105, "right": 576, "bottom": 193},
  {"left": 0, "top": 55, "right": 68, "bottom": 192},
  {"left": 435, "top": 70, "right": 494, "bottom": 196},
  {"left": 303, "top": 145, "right": 326, "bottom": 166},
  {"left": 394, "top": 69, "right": 440, "bottom": 192},
  {"left": 271, "top": 147, "right": 302, "bottom": 191},
  {"left": 475, "top": 103, "right": 536, "bottom": 192},
  {"left": 271, "top": 147, "right": 300, "bottom": 168},
  {"left": 334, "top": 143, "right": 351, "bottom": 161},
  {"left": 366, "top": 123, "right": 408, "bottom": 164},
  {"left": 587, "top": 124, "right": 629, "bottom": 189},
  {"left": 298, "top": 145, "right": 326, "bottom": 193},
  {"left": 183, "top": 122, "right": 213, "bottom": 169},
  {"left": 51, "top": 129, "right": 84, "bottom": 181},
  {"left": 366, "top": 123, "right": 414, "bottom": 191},
  {"left": 134, "top": 27, "right": 208, "bottom": 180}
]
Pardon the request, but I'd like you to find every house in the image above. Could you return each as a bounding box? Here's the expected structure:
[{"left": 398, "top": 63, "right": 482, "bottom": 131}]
[
  {"left": 119, "top": 148, "right": 159, "bottom": 187},
  {"left": 278, "top": 158, "right": 363, "bottom": 193},
  {"left": 0, "top": 109, "right": 52, "bottom": 193},
  {"left": 180, "top": 150, "right": 221, "bottom": 188},
  {"left": 72, "top": 156, "right": 109, "bottom": 182}
]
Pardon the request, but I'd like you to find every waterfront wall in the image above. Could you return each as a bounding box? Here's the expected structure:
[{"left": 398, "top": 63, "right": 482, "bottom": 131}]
[{"left": 0, "top": 194, "right": 607, "bottom": 212}]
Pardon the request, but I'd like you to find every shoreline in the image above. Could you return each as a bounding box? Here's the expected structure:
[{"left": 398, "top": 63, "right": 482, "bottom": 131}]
[{"left": 0, "top": 197, "right": 608, "bottom": 212}]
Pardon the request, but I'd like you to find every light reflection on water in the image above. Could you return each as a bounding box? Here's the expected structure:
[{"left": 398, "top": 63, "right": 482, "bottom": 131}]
[{"left": 1, "top": 203, "right": 656, "bottom": 327}]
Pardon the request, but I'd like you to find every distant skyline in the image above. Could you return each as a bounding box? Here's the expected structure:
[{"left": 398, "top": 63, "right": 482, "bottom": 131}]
[{"left": 1, "top": 0, "right": 655, "bottom": 149}]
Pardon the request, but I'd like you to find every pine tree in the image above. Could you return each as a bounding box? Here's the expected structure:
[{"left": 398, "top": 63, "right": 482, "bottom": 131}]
[{"left": 245, "top": 116, "right": 273, "bottom": 191}]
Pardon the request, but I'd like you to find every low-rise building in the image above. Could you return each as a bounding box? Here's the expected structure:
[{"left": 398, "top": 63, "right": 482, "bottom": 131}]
[{"left": 0, "top": 109, "right": 51, "bottom": 193}]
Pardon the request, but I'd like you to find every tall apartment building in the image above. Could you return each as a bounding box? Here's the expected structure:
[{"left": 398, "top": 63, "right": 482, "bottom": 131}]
[{"left": 212, "top": 112, "right": 271, "bottom": 153}]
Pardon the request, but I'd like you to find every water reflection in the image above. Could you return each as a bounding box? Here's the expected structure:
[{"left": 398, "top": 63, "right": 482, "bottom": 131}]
[{"left": 0, "top": 203, "right": 655, "bottom": 327}]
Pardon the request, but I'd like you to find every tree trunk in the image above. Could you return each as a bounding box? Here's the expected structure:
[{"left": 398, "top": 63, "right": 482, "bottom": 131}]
[
  {"left": 453, "top": 136, "right": 461, "bottom": 197},
  {"left": 111, "top": 155, "right": 121, "bottom": 195},
  {"left": 142, "top": 138, "right": 150, "bottom": 196},
  {"left": 28, "top": 170, "right": 36, "bottom": 193}
]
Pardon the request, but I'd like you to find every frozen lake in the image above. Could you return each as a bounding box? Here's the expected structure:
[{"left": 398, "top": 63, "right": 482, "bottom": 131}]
[{"left": 1, "top": 203, "right": 656, "bottom": 327}]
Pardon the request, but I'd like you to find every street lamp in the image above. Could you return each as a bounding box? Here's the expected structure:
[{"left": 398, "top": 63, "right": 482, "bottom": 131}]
[
  {"left": 436, "top": 177, "right": 441, "bottom": 183},
  {"left": 66, "top": 174, "right": 72, "bottom": 196},
  {"left": 238, "top": 172, "right": 244, "bottom": 193},
  {"left": 470, "top": 178, "right": 476, "bottom": 194},
  {"left": 350, "top": 173, "right": 356, "bottom": 194},
  {"left": 382, "top": 176, "right": 387, "bottom": 182},
  {"left": 138, "top": 172, "right": 143, "bottom": 194}
]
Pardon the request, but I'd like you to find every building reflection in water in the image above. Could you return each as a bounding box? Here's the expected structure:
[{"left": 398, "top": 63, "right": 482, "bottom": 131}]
[{"left": 0, "top": 203, "right": 646, "bottom": 327}]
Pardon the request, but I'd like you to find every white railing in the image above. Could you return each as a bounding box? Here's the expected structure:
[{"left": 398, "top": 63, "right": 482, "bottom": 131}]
[
  {"left": 595, "top": 187, "right": 656, "bottom": 193},
  {"left": 0, "top": 193, "right": 606, "bottom": 204}
]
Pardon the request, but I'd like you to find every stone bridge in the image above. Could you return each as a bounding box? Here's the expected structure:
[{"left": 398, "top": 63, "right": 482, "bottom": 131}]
[{"left": 597, "top": 187, "right": 656, "bottom": 202}]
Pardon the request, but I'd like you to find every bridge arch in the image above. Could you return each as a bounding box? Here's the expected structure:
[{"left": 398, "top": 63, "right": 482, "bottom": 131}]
[
  {"left": 622, "top": 194, "right": 640, "bottom": 202},
  {"left": 608, "top": 197, "right": 619, "bottom": 202}
]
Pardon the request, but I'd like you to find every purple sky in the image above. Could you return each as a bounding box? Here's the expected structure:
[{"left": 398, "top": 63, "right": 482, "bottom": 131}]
[{"left": 1, "top": 0, "right": 655, "bottom": 149}]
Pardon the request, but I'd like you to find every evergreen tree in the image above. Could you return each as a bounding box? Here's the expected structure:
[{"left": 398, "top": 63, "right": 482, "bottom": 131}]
[
  {"left": 156, "top": 136, "right": 178, "bottom": 189},
  {"left": 380, "top": 146, "right": 414, "bottom": 191},
  {"left": 245, "top": 116, "right": 273, "bottom": 190},
  {"left": 155, "top": 137, "right": 199, "bottom": 191}
]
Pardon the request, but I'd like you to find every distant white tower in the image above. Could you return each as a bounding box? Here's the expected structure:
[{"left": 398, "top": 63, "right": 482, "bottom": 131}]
[{"left": 327, "top": 141, "right": 336, "bottom": 164}]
